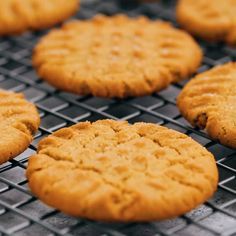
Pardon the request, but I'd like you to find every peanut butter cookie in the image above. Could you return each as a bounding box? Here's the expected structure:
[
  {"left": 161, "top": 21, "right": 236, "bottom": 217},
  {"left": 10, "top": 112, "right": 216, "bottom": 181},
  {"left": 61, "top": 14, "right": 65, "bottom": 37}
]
[
  {"left": 27, "top": 119, "right": 218, "bottom": 222},
  {"left": 0, "top": 89, "right": 40, "bottom": 164},
  {"left": 177, "top": 0, "right": 236, "bottom": 45},
  {"left": 177, "top": 63, "right": 236, "bottom": 148},
  {"left": 33, "top": 14, "right": 202, "bottom": 98},
  {"left": 0, "top": 0, "right": 79, "bottom": 35}
]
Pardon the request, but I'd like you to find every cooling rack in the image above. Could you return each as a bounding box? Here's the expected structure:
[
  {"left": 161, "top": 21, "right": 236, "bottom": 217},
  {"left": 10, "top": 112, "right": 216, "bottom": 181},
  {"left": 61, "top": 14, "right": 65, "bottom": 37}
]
[{"left": 0, "top": 0, "right": 236, "bottom": 235}]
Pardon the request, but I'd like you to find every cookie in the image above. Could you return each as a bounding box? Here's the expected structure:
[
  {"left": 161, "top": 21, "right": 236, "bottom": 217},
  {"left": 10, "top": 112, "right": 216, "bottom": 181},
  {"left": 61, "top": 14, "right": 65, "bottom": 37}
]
[
  {"left": 177, "top": 63, "right": 236, "bottom": 148},
  {"left": 26, "top": 119, "right": 218, "bottom": 222},
  {"left": 33, "top": 14, "right": 202, "bottom": 98},
  {"left": 176, "top": 0, "right": 236, "bottom": 44},
  {"left": 0, "top": 0, "right": 79, "bottom": 35},
  {"left": 0, "top": 89, "right": 40, "bottom": 164}
]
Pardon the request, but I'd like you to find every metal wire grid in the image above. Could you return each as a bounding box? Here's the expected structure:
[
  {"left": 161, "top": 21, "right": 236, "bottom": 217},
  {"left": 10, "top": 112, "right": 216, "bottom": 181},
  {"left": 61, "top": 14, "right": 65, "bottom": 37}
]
[{"left": 0, "top": 0, "right": 236, "bottom": 235}]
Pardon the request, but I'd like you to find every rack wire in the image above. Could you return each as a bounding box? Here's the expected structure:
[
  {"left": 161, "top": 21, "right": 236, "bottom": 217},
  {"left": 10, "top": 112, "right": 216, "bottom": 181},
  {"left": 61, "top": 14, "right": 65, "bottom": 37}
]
[{"left": 0, "top": 0, "right": 236, "bottom": 235}]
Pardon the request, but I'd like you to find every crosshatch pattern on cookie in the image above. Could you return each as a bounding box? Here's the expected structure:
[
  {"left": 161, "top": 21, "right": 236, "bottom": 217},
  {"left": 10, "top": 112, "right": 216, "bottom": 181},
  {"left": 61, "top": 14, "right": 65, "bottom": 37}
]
[
  {"left": 27, "top": 120, "right": 218, "bottom": 222},
  {"left": 177, "top": 63, "right": 236, "bottom": 149},
  {"left": 0, "top": 90, "right": 40, "bottom": 164},
  {"left": 33, "top": 14, "right": 202, "bottom": 98}
]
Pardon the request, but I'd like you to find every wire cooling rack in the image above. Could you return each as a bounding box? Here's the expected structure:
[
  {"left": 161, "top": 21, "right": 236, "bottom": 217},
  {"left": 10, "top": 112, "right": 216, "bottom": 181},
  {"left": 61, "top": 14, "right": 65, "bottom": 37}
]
[{"left": 0, "top": 0, "right": 236, "bottom": 235}]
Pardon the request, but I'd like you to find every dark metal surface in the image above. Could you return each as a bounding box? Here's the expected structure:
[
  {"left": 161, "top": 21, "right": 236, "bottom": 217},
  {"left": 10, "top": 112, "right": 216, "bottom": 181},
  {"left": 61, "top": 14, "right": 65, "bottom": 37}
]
[{"left": 0, "top": 0, "right": 236, "bottom": 235}]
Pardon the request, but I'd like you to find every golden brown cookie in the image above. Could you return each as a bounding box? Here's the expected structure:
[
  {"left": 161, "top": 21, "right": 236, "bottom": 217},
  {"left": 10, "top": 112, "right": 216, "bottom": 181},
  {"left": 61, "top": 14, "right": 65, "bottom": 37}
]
[
  {"left": 176, "top": 0, "right": 236, "bottom": 44},
  {"left": 0, "top": 0, "right": 79, "bottom": 35},
  {"left": 26, "top": 119, "right": 218, "bottom": 222},
  {"left": 177, "top": 62, "right": 236, "bottom": 148},
  {"left": 0, "top": 89, "right": 40, "bottom": 164},
  {"left": 33, "top": 14, "right": 202, "bottom": 98}
]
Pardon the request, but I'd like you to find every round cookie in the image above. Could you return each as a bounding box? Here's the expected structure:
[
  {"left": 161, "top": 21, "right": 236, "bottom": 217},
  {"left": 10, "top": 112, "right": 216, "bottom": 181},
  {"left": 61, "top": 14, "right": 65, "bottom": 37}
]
[
  {"left": 176, "top": 0, "right": 236, "bottom": 45},
  {"left": 177, "top": 62, "right": 236, "bottom": 148},
  {"left": 26, "top": 119, "right": 218, "bottom": 222},
  {"left": 0, "top": 90, "right": 40, "bottom": 164},
  {"left": 33, "top": 14, "right": 202, "bottom": 98},
  {"left": 0, "top": 0, "right": 79, "bottom": 35}
]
